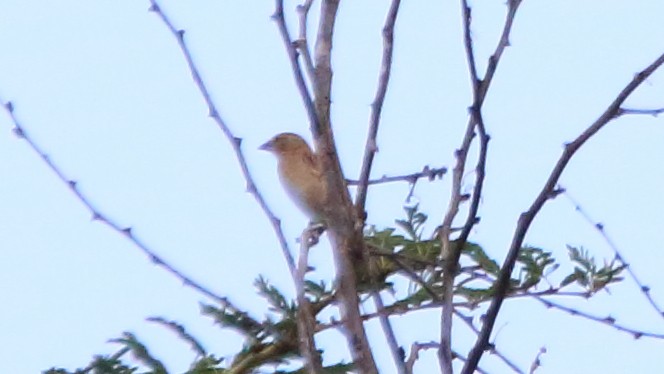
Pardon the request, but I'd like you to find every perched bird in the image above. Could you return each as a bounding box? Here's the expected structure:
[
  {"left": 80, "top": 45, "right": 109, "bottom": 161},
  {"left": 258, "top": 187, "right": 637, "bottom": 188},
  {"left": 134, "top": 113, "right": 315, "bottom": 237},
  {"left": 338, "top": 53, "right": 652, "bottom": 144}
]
[{"left": 259, "top": 133, "right": 328, "bottom": 223}]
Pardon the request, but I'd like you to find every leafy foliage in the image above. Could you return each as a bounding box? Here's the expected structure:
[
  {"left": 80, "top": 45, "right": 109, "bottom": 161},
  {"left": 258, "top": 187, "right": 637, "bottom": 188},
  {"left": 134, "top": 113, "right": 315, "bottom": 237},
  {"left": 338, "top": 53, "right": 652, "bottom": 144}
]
[{"left": 46, "top": 206, "right": 624, "bottom": 373}]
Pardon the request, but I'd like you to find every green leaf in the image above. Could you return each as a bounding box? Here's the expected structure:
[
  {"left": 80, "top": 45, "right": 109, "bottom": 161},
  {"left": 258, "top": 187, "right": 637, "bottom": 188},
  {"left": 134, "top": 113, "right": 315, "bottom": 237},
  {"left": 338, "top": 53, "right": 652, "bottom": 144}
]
[
  {"left": 109, "top": 332, "right": 167, "bottom": 374},
  {"left": 146, "top": 316, "right": 207, "bottom": 357}
]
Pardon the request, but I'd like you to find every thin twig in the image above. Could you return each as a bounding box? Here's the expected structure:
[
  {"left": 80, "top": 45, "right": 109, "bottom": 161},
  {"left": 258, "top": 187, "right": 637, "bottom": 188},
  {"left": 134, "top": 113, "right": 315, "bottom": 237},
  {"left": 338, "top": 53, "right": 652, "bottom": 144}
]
[
  {"left": 295, "top": 0, "right": 316, "bottom": 84},
  {"left": 454, "top": 310, "right": 524, "bottom": 374},
  {"left": 272, "top": 0, "right": 320, "bottom": 133},
  {"left": 528, "top": 347, "right": 546, "bottom": 374},
  {"left": 619, "top": 107, "right": 664, "bottom": 116},
  {"left": 535, "top": 296, "right": 664, "bottom": 339},
  {"left": 372, "top": 291, "right": 406, "bottom": 373},
  {"left": 439, "top": 3, "right": 481, "bottom": 371},
  {"left": 405, "top": 341, "right": 439, "bottom": 374},
  {"left": 440, "top": 0, "right": 508, "bottom": 369},
  {"left": 355, "top": 0, "right": 402, "bottom": 214},
  {"left": 452, "top": 350, "right": 491, "bottom": 374},
  {"left": 2, "top": 100, "right": 246, "bottom": 312},
  {"left": 347, "top": 165, "right": 447, "bottom": 186},
  {"left": 561, "top": 187, "right": 664, "bottom": 318},
  {"left": 464, "top": 52, "right": 664, "bottom": 372},
  {"left": 295, "top": 229, "right": 323, "bottom": 373},
  {"left": 148, "top": 1, "right": 298, "bottom": 277}
]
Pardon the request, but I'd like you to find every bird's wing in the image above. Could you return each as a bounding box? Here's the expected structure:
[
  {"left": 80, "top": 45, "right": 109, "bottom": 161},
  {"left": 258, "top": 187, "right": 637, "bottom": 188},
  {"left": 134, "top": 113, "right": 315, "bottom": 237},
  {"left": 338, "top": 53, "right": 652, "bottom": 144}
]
[{"left": 302, "top": 152, "right": 324, "bottom": 179}]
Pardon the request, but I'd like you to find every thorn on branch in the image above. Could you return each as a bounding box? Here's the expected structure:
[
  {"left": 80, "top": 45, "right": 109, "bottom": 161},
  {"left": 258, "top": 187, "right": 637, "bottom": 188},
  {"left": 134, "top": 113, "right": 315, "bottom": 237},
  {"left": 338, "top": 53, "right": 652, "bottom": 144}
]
[
  {"left": 233, "top": 137, "right": 242, "bottom": 147},
  {"left": 177, "top": 29, "right": 185, "bottom": 39},
  {"left": 148, "top": 4, "right": 158, "bottom": 12},
  {"left": 5, "top": 101, "right": 14, "bottom": 112},
  {"left": 122, "top": 227, "right": 133, "bottom": 237},
  {"left": 12, "top": 127, "right": 25, "bottom": 138},
  {"left": 149, "top": 253, "right": 160, "bottom": 264},
  {"left": 549, "top": 187, "right": 565, "bottom": 199},
  {"left": 68, "top": 180, "right": 77, "bottom": 189}
]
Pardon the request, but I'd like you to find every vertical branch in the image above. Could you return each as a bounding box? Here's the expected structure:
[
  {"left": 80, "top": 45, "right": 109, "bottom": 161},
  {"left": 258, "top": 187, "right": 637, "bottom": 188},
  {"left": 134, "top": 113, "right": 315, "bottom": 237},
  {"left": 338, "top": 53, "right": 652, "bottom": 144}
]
[
  {"left": 295, "top": 0, "right": 316, "bottom": 83},
  {"left": 311, "top": 0, "right": 337, "bottom": 139},
  {"left": 354, "top": 0, "right": 402, "bottom": 213},
  {"left": 310, "top": 1, "right": 379, "bottom": 372},
  {"left": 462, "top": 52, "right": 664, "bottom": 373},
  {"left": 295, "top": 230, "right": 323, "bottom": 373},
  {"left": 439, "top": 1, "right": 522, "bottom": 372},
  {"left": 357, "top": 3, "right": 403, "bottom": 369},
  {"left": 438, "top": 1, "right": 481, "bottom": 371},
  {"left": 273, "top": 0, "right": 320, "bottom": 132}
]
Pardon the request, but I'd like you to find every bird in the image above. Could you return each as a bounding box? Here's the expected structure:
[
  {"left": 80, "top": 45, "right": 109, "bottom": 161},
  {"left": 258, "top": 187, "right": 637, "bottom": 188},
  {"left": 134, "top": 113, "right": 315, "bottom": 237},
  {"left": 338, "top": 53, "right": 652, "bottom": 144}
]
[{"left": 259, "top": 133, "right": 328, "bottom": 224}]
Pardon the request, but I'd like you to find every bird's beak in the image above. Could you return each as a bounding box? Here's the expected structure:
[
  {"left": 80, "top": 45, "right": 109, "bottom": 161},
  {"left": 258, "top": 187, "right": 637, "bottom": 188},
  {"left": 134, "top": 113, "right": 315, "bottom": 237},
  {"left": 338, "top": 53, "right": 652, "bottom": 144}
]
[{"left": 259, "top": 139, "right": 274, "bottom": 152}]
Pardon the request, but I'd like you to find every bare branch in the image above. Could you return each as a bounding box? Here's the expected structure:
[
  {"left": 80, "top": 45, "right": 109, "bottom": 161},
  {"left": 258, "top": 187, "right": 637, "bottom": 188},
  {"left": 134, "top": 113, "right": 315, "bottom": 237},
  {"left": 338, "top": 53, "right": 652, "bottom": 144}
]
[
  {"left": 439, "top": 1, "right": 482, "bottom": 368},
  {"left": 463, "top": 51, "right": 664, "bottom": 372},
  {"left": 528, "top": 347, "right": 546, "bottom": 374},
  {"left": 272, "top": 0, "right": 320, "bottom": 132},
  {"left": 347, "top": 165, "right": 447, "bottom": 186},
  {"left": 536, "top": 296, "right": 664, "bottom": 339},
  {"left": 452, "top": 351, "right": 491, "bottom": 374},
  {"left": 405, "top": 341, "right": 439, "bottom": 374},
  {"left": 440, "top": 0, "right": 515, "bottom": 369},
  {"left": 355, "top": 0, "right": 402, "bottom": 214},
  {"left": 619, "top": 107, "right": 664, "bottom": 116},
  {"left": 295, "top": 0, "right": 316, "bottom": 83},
  {"left": 295, "top": 229, "right": 323, "bottom": 373},
  {"left": 371, "top": 291, "right": 406, "bottom": 373},
  {"left": 2, "top": 100, "right": 242, "bottom": 311},
  {"left": 561, "top": 187, "right": 664, "bottom": 318},
  {"left": 309, "top": 1, "right": 379, "bottom": 371},
  {"left": 454, "top": 310, "right": 525, "bottom": 374}
]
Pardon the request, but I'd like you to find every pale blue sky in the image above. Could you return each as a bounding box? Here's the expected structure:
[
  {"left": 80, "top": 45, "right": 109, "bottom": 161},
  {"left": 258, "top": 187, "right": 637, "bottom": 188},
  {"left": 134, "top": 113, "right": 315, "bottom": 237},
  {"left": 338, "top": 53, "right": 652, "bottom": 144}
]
[{"left": 1, "top": 1, "right": 663, "bottom": 373}]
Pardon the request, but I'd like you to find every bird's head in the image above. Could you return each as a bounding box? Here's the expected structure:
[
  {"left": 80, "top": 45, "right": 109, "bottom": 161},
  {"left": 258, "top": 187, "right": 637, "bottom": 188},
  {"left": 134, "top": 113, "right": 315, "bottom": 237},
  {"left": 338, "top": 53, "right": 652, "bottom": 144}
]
[{"left": 259, "top": 133, "right": 312, "bottom": 155}]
